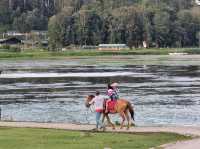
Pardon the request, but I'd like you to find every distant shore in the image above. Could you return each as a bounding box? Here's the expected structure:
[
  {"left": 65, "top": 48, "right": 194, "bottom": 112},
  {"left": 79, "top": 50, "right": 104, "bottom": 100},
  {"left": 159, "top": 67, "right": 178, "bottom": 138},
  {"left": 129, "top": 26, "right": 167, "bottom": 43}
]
[
  {"left": 0, "top": 121, "right": 198, "bottom": 135},
  {"left": 0, "top": 48, "right": 199, "bottom": 59}
]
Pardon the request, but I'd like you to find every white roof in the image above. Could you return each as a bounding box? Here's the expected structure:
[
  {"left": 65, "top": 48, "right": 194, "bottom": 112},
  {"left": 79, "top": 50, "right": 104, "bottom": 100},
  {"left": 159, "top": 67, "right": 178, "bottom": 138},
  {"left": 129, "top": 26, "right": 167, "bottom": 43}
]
[{"left": 99, "top": 44, "right": 127, "bottom": 47}]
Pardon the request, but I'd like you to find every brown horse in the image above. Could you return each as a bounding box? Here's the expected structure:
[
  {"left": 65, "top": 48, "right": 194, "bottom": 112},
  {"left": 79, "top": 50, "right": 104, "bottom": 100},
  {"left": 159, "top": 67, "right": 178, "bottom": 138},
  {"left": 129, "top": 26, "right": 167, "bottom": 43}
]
[{"left": 85, "top": 95, "right": 135, "bottom": 130}]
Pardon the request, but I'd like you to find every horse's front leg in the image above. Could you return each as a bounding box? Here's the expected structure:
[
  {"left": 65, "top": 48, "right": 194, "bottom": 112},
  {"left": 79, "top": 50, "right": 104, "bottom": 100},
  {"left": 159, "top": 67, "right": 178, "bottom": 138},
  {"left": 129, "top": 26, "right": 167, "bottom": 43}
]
[
  {"left": 105, "top": 114, "right": 115, "bottom": 130},
  {"left": 101, "top": 113, "right": 109, "bottom": 127},
  {"left": 102, "top": 113, "right": 105, "bottom": 124}
]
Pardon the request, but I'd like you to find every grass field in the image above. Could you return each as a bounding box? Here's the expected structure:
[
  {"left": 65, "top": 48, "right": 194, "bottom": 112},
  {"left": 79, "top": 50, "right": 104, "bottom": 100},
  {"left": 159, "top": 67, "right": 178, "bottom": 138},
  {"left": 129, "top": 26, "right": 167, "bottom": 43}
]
[
  {"left": 0, "top": 48, "right": 199, "bottom": 59},
  {"left": 0, "top": 127, "right": 191, "bottom": 149}
]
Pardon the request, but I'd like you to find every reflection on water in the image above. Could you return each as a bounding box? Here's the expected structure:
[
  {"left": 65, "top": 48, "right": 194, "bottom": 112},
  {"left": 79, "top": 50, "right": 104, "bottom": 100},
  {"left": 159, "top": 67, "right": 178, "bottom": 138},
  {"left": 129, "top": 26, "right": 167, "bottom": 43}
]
[{"left": 0, "top": 56, "right": 200, "bottom": 126}]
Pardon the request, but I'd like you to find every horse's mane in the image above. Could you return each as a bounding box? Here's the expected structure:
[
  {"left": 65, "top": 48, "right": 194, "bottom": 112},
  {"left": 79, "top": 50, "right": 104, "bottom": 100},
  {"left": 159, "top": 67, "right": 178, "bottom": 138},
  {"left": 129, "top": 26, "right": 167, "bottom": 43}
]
[{"left": 88, "top": 95, "right": 95, "bottom": 99}]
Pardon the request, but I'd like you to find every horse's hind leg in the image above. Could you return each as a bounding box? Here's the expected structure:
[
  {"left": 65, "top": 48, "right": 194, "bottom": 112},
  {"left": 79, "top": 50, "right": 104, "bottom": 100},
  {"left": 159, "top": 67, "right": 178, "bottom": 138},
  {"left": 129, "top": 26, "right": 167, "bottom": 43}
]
[
  {"left": 125, "top": 110, "right": 130, "bottom": 130},
  {"left": 119, "top": 112, "right": 125, "bottom": 129},
  {"left": 105, "top": 114, "right": 115, "bottom": 130}
]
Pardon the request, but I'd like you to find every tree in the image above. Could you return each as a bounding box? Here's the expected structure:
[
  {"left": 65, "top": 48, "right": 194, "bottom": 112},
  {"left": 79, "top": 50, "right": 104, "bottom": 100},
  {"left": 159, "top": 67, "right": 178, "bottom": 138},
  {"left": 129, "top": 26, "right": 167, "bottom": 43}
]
[
  {"left": 1, "top": 0, "right": 200, "bottom": 48},
  {"left": 48, "top": 15, "right": 65, "bottom": 51},
  {"left": 0, "top": 5, "right": 12, "bottom": 32},
  {"left": 48, "top": 9, "right": 74, "bottom": 50},
  {"left": 13, "top": 13, "right": 30, "bottom": 32},
  {"left": 177, "top": 9, "right": 200, "bottom": 47},
  {"left": 153, "top": 11, "right": 170, "bottom": 47},
  {"left": 85, "top": 13, "right": 103, "bottom": 45}
]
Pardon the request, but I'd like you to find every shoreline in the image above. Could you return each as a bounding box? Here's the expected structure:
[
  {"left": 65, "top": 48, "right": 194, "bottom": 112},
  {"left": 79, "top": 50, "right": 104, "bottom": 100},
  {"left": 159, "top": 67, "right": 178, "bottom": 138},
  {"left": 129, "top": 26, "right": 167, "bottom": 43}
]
[
  {"left": 0, "top": 48, "right": 199, "bottom": 60},
  {"left": 0, "top": 121, "right": 199, "bottom": 135}
]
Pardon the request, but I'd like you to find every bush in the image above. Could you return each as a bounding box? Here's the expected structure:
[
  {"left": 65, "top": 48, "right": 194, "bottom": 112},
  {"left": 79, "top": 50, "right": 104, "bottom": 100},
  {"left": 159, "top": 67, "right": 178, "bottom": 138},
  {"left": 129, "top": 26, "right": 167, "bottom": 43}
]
[
  {"left": 0, "top": 45, "right": 10, "bottom": 50},
  {"left": 9, "top": 46, "right": 21, "bottom": 52}
]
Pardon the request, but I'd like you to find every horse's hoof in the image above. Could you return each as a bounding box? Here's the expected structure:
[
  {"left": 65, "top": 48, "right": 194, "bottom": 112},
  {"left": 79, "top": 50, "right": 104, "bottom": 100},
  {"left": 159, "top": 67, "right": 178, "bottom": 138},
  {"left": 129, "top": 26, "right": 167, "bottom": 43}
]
[
  {"left": 100, "top": 126, "right": 106, "bottom": 132},
  {"left": 91, "top": 128, "right": 98, "bottom": 131},
  {"left": 131, "top": 123, "right": 136, "bottom": 127}
]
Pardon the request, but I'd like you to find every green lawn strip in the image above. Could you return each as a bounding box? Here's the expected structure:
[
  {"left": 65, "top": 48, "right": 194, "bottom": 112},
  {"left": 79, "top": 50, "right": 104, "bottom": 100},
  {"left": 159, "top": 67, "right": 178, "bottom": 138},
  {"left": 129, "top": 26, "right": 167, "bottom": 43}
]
[
  {"left": 0, "top": 127, "right": 191, "bottom": 149},
  {"left": 0, "top": 48, "right": 199, "bottom": 59}
]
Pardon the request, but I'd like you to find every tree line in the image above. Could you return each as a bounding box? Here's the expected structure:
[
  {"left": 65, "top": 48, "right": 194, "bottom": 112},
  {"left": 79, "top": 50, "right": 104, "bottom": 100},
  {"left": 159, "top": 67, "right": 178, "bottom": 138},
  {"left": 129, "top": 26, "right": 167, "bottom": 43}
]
[
  {"left": 48, "top": 0, "right": 200, "bottom": 49},
  {"left": 0, "top": 0, "right": 63, "bottom": 32},
  {"left": 0, "top": 0, "right": 200, "bottom": 49}
]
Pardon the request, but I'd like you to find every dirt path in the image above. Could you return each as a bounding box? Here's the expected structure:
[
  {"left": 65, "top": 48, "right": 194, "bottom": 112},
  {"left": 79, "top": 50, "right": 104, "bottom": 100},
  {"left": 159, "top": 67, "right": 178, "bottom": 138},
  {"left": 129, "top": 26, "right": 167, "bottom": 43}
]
[{"left": 0, "top": 121, "right": 199, "bottom": 149}]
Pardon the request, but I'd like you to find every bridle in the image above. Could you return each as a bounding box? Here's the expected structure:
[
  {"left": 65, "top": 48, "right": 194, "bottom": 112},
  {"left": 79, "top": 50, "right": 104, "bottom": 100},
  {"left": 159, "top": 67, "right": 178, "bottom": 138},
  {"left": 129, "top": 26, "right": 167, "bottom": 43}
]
[
  {"left": 85, "top": 97, "right": 95, "bottom": 124},
  {"left": 85, "top": 97, "right": 95, "bottom": 113}
]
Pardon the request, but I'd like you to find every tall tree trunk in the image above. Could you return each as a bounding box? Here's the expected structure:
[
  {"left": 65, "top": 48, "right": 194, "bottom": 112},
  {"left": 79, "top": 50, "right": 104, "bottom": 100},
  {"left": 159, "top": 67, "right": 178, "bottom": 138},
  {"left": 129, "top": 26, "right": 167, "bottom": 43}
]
[{"left": 9, "top": 0, "right": 12, "bottom": 9}]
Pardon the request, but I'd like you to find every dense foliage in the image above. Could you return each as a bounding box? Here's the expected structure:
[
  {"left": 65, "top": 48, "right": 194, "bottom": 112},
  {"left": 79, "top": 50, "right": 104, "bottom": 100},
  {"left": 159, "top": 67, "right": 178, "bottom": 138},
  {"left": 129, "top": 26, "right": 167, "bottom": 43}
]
[{"left": 0, "top": 0, "right": 200, "bottom": 49}]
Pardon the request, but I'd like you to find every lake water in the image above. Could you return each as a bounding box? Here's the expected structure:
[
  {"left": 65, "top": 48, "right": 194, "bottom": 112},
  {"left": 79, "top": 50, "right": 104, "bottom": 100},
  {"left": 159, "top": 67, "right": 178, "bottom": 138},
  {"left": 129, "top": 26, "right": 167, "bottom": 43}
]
[{"left": 0, "top": 55, "right": 200, "bottom": 126}]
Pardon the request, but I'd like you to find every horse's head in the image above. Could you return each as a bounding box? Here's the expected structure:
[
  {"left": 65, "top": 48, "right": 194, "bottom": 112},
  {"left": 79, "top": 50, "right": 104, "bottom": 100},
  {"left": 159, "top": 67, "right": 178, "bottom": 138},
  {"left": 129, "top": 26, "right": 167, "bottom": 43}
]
[{"left": 85, "top": 95, "right": 95, "bottom": 108}]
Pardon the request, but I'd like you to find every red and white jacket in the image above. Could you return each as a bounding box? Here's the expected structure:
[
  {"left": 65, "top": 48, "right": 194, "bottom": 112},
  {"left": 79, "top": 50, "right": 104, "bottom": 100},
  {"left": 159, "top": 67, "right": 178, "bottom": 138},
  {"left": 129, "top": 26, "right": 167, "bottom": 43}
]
[{"left": 89, "top": 95, "right": 104, "bottom": 112}]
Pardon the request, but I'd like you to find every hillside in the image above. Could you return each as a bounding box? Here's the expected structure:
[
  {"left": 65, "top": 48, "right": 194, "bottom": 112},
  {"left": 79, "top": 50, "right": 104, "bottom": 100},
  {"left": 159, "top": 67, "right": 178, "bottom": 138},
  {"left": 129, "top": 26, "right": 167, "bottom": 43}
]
[{"left": 0, "top": 0, "right": 200, "bottom": 48}]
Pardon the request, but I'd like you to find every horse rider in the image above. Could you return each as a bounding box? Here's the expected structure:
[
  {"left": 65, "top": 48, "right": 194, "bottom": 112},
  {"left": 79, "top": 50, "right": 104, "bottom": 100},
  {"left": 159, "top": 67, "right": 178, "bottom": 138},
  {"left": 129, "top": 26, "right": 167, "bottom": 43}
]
[
  {"left": 105, "top": 83, "right": 119, "bottom": 113},
  {"left": 111, "top": 82, "right": 119, "bottom": 100}
]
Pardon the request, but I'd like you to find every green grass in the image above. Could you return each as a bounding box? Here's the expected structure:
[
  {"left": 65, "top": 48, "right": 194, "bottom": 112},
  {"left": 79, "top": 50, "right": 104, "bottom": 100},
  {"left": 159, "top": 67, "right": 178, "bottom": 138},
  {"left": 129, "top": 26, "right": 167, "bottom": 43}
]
[
  {"left": 0, "top": 48, "right": 199, "bottom": 59},
  {"left": 0, "top": 127, "right": 191, "bottom": 149}
]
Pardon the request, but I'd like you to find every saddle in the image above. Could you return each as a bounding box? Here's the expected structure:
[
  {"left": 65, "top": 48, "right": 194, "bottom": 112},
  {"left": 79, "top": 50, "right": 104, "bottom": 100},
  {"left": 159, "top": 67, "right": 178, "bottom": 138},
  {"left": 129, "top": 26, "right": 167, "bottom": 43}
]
[{"left": 104, "top": 100, "right": 117, "bottom": 113}]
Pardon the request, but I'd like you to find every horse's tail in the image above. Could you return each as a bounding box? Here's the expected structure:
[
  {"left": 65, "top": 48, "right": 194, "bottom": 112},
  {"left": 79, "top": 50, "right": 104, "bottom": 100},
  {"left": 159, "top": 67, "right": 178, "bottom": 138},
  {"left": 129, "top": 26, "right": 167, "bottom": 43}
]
[{"left": 127, "top": 101, "right": 134, "bottom": 121}]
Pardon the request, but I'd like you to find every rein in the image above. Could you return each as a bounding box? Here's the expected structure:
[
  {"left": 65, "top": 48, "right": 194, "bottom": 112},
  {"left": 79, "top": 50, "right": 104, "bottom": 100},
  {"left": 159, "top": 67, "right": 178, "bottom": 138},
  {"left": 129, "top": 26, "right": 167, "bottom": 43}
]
[
  {"left": 89, "top": 104, "right": 95, "bottom": 113},
  {"left": 85, "top": 103, "right": 95, "bottom": 124}
]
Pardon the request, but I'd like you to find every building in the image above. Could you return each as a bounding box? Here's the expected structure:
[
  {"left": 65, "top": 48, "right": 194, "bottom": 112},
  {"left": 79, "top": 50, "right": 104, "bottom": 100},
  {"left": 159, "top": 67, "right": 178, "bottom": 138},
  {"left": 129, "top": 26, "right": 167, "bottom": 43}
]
[
  {"left": 0, "top": 37, "right": 22, "bottom": 46},
  {"left": 6, "top": 31, "right": 25, "bottom": 37},
  {"left": 2, "top": 30, "right": 48, "bottom": 40},
  {"left": 98, "top": 44, "right": 128, "bottom": 51},
  {"left": 1, "top": 30, "right": 48, "bottom": 49},
  {"left": 82, "top": 45, "right": 98, "bottom": 50}
]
